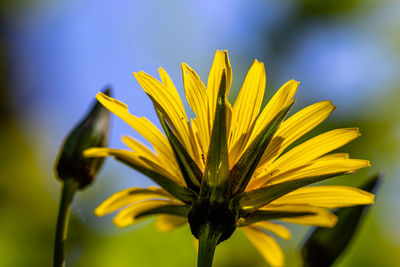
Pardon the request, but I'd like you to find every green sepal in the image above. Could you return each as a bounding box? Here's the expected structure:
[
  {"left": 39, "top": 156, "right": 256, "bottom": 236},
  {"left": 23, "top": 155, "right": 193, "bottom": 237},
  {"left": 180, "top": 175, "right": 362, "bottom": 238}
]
[
  {"left": 135, "top": 204, "right": 190, "bottom": 220},
  {"left": 237, "top": 172, "right": 346, "bottom": 216},
  {"left": 301, "top": 174, "right": 381, "bottom": 267},
  {"left": 199, "top": 72, "right": 230, "bottom": 202},
  {"left": 115, "top": 156, "right": 197, "bottom": 204},
  {"left": 154, "top": 107, "right": 202, "bottom": 193},
  {"left": 237, "top": 210, "right": 315, "bottom": 227},
  {"left": 230, "top": 101, "right": 295, "bottom": 195}
]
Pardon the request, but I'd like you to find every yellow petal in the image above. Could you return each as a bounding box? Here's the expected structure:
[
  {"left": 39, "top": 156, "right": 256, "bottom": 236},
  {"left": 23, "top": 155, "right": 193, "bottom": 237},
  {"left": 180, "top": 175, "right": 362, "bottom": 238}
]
[
  {"left": 265, "top": 128, "right": 361, "bottom": 175},
  {"left": 84, "top": 147, "right": 183, "bottom": 184},
  {"left": 193, "top": 238, "right": 199, "bottom": 252},
  {"left": 84, "top": 147, "right": 151, "bottom": 171},
  {"left": 242, "top": 226, "right": 284, "bottom": 267},
  {"left": 258, "top": 100, "right": 336, "bottom": 169},
  {"left": 318, "top": 153, "right": 350, "bottom": 160},
  {"left": 158, "top": 67, "right": 204, "bottom": 167},
  {"left": 207, "top": 50, "right": 232, "bottom": 124},
  {"left": 133, "top": 71, "right": 197, "bottom": 160},
  {"left": 113, "top": 200, "right": 178, "bottom": 228},
  {"left": 122, "top": 136, "right": 181, "bottom": 178},
  {"left": 269, "top": 185, "right": 374, "bottom": 209},
  {"left": 181, "top": 63, "right": 210, "bottom": 163},
  {"left": 156, "top": 214, "right": 187, "bottom": 232},
  {"left": 253, "top": 221, "right": 291, "bottom": 240},
  {"left": 95, "top": 187, "right": 176, "bottom": 216},
  {"left": 229, "top": 60, "right": 266, "bottom": 167},
  {"left": 95, "top": 92, "right": 176, "bottom": 165},
  {"left": 271, "top": 158, "right": 370, "bottom": 185},
  {"left": 122, "top": 135, "right": 157, "bottom": 158},
  {"left": 261, "top": 205, "right": 338, "bottom": 227},
  {"left": 248, "top": 79, "right": 299, "bottom": 146},
  {"left": 250, "top": 158, "right": 370, "bottom": 189},
  {"left": 158, "top": 67, "right": 180, "bottom": 99},
  {"left": 190, "top": 118, "right": 206, "bottom": 166}
]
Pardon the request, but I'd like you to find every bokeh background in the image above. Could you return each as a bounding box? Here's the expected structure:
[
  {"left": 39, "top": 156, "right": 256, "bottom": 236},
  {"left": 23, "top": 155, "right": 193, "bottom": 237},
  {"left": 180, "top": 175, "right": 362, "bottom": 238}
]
[{"left": 1, "top": 0, "right": 399, "bottom": 266}]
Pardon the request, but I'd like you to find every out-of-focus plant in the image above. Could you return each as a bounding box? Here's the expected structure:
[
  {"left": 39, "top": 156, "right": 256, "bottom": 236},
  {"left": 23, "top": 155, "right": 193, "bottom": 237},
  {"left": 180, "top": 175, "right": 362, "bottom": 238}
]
[
  {"left": 53, "top": 88, "right": 111, "bottom": 267},
  {"left": 301, "top": 173, "right": 381, "bottom": 267}
]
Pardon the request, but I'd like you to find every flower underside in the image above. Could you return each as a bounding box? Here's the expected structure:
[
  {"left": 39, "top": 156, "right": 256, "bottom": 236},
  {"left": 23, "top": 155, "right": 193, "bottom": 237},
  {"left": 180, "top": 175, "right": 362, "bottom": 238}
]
[{"left": 85, "top": 50, "right": 373, "bottom": 267}]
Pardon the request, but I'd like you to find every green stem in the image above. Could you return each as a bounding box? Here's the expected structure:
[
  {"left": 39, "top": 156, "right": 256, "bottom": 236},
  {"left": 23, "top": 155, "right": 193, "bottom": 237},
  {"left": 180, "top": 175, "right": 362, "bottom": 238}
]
[
  {"left": 53, "top": 179, "right": 79, "bottom": 267},
  {"left": 197, "top": 224, "right": 221, "bottom": 267}
]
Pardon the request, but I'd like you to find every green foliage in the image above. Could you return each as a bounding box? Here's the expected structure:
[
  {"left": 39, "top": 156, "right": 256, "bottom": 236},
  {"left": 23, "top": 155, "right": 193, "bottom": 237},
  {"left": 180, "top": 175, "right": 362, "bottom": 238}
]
[{"left": 301, "top": 174, "right": 381, "bottom": 267}]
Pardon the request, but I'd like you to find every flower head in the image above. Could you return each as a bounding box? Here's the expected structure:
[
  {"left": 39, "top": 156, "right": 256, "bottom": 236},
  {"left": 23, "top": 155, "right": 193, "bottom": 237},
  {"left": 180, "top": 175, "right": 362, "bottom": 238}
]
[{"left": 85, "top": 51, "right": 373, "bottom": 267}]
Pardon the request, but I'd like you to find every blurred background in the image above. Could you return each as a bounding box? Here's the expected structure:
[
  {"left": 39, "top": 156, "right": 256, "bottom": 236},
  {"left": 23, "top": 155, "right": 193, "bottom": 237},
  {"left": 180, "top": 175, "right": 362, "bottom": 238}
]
[{"left": 1, "top": 0, "right": 399, "bottom": 266}]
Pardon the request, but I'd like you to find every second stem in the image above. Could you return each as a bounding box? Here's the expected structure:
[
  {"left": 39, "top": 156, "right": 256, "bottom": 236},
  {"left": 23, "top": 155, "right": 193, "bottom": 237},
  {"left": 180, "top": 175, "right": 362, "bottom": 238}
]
[{"left": 53, "top": 178, "right": 79, "bottom": 267}]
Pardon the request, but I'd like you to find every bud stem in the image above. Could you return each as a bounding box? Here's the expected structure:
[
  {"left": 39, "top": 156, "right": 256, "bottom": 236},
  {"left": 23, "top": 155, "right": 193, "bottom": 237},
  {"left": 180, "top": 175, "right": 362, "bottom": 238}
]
[
  {"left": 197, "top": 224, "right": 222, "bottom": 267},
  {"left": 53, "top": 178, "right": 79, "bottom": 267}
]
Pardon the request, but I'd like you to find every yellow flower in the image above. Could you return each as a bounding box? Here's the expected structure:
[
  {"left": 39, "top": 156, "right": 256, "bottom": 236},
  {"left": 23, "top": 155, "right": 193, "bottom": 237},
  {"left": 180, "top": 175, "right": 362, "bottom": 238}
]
[{"left": 85, "top": 51, "right": 373, "bottom": 267}]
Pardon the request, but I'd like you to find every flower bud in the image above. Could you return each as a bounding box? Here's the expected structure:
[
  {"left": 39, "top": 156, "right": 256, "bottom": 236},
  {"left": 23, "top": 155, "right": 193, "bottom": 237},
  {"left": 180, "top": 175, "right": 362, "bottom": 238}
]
[{"left": 55, "top": 88, "right": 111, "bottom": 189}]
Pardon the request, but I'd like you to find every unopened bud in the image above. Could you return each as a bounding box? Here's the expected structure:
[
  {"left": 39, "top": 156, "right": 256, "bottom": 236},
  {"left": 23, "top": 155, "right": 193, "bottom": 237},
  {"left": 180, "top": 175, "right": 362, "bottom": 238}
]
[{"left": 55, "top": 88, "right": 111, "bottom": 189}]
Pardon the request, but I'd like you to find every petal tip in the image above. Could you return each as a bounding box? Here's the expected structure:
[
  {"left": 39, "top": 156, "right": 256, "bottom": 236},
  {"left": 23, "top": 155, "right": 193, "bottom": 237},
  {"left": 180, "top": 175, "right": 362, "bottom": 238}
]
[
  {"left": 328, "top": 216, "right": 339, "bottom": 228},
  {"left": 96, "top": 91, "right": 107, "bottom": 99},
  {"left": 288, "top": 78, "right": 299, "bottom": 83},
  {"left": 112, "top": 217, "right": 128, "bottom": 228},
  {"left": 132, "top": 71, "right": 145, "bottom": 78},
  {"left": 367, "top": 193, "right": 375, "bottom": 204},
  {"left": 352, "top": 127, "right": 361, "bottom": 136},
  {"left": 83, "top": 148, "right": 109, "bottom": 158},
  {"left": 94, "top": 207, "right": 104, "bottom": 217}
]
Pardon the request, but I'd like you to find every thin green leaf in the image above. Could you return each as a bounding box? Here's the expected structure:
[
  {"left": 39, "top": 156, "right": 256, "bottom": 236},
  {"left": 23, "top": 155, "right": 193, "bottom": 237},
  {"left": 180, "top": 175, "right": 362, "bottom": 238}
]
[
  {"left": 230, "top": 101, "right": 295, "bottom": 195},
  {"left": 238, "top": 172, "right": 347, "bottom": 215},
  {"left": 200, "top": 72, "right": 230, "bottom": 202},
  {"left": 154, "top": 106, "right": 202, "bottom": 193},
  {"left": 135, "top": 204, "right": 190, "bottom": 219},
  {"left": 115, "top": 156, "right": 196, "bottom": 204},
  {"left": 237, "top": 210, "right": 315, "bottom": 227},
  {"left": 301, "top": 173, "right": 381, "bottom": 267}
]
